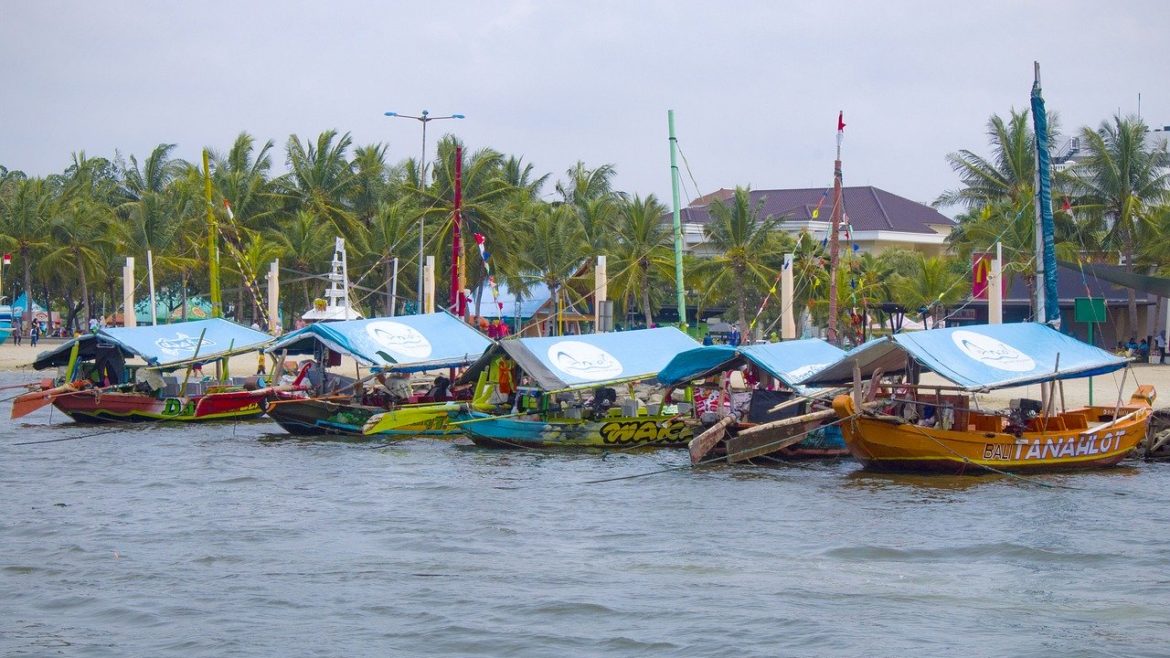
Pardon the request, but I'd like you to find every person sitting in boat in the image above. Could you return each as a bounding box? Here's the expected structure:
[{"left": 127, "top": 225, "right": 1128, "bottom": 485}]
[
  {"left": 588, "top": 386, "right": 618, "bottom": 417},
  {"left": 376, "top": 370, "right": 414, "bottom": 403},
  {"left": 296, "top": 359, "right": 324, "bottom": 391},
  {"left": 425, "top": 375, "right": 452, "bottom": 400}
]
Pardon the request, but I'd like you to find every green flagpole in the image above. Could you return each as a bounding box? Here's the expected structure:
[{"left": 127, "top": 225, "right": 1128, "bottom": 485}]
[
  {"left": 668, "top": 110, "right": 687, "bottom": 331},
  {"left": 203, "top": 149, "right": 222, "bottom": 319}
]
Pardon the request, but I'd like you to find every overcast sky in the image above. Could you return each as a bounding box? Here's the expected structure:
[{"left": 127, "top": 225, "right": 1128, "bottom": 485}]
[{"left": 2, "top": 1, "right": 1167, "bottom": 215}]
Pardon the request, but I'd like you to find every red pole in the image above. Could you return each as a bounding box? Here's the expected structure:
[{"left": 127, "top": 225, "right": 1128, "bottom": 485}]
[
  {"left": 451, "top": 146, "right": 463, "bottom": 314},
  {"left": 827, "top": 112, "right": 844, "bottom": 345}
]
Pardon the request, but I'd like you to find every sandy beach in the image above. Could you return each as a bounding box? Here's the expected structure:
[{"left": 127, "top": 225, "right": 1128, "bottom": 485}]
[{"left": 3, "top": 337, "right": 1169, "bottom": 410}]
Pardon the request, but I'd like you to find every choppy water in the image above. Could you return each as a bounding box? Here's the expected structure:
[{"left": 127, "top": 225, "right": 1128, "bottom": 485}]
[{"left": 3, "top": 371, "right": 1170, "bottom": 657}]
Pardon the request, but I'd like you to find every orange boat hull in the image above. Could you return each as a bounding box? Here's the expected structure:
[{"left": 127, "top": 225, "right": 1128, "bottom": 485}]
[{"left": 832, "top": 394, "right": 1152, "bottom": 474}]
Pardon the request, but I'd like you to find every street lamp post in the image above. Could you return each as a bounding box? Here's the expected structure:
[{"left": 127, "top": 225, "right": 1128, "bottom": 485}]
[{"left": 383, "top": 109, "right": 465, "bottom": 312}]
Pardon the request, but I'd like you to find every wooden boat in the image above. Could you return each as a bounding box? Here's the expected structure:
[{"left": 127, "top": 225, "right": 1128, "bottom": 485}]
[
  {"left": 452, "top": 407, "right": 693, "bottom": 449},
  {"left": 11, "top": 319, "right": 277, "bottom": 423},
  {"left": 831, "top": 388, "right": 1152, "bottom": 473},
  {"left": 657, "top": 340, "right": 850, "bottom": 464},
  {"left": 448, "top": 327, "right": 701, "bottom": 449},
  {"left": 262, "top": 311, "right": 490, "bottom": 437},
  {"left": 264, "top": 395, "right": 463, "bottom": 436},
  {"left": 801, "top": 323, "right": 1156, "bottom": 474}
]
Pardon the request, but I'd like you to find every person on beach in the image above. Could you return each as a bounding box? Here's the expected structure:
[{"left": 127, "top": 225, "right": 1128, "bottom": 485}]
[
  {"left": 11, "top": 324, "right": 21, "bottom": 346},
  {"left": 1157, "top": 330, "right": 1166, "bottom": 364},
  {"left": 29, "top": 322, "right": 39, "bottom": 347}
]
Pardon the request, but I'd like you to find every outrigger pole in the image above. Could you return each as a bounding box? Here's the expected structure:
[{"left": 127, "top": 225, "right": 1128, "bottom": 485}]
[
  {"left": 203, "top": 149, "right": 222, "bottom": 319},
  {"left": 668, "top": 110, "right": 687, "bottom": 329}
]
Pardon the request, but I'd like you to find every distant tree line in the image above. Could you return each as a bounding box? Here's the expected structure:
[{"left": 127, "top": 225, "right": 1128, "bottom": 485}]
[{"left": 0, "top": 113, "right": 1165, "bottom": 338}]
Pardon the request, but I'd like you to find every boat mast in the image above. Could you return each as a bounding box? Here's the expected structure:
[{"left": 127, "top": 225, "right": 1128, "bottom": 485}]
[
  {"left": 827, "top": 111, "right": 844, "bottom": 344},
  {"left": 1031, "top": 61, "right": 1060, "bottom": 328},
  {"left": 203, "top": 149, "right": 222, "bottom": 319},
  {"left": 668, "top": 110, "right": 687, "bottom": 329}
]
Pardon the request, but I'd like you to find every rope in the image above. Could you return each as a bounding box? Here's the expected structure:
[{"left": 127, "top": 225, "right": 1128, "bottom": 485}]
[
  {"left": 579, "top": 411, "right": 860, "bottom": 484},
  {"left": 12, "top": 428, "right": 124, "bottom": 445}
]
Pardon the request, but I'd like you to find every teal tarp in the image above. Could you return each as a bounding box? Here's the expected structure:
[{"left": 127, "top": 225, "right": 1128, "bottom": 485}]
[
  {"left": 657, "top": 339, "right": 845, "bottom": 390},
  {"left": 799, "top": 323, "right": 1126, "bottom": 391},
  {"left": 265, "top": 311, "right": 491, "bottom": 371}
]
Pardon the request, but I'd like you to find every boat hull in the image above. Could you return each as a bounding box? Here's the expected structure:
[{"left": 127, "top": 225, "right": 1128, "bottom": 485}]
[
  {"left": 723, "top": 423, "right": 849, "bottom": 462},
  {"left": 832, "top": 394, "right": 1151, "bottom": 474},
  {"left": 458, "top": 411, "right": 694, "bottom": 449},
  {"left": 264, "top": 396, "right": 461, "bottom": 437},
  {"left": 50, "top": 389, "right": 266, "bottom": 423}
]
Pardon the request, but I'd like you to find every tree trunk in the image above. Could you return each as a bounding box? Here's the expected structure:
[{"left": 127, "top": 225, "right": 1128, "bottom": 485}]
[
  {"left": 76, "top": 247, "right": 89, "bottom": 328},
  {"left": 640, "top": 264, "right": 653, "bottom": 327},
  {"left": 734, "top": 264, "right": 748, "bottom": 328},
  {"left": 182, "top": 271, "right": 189, "bottom": 322},
  {"left": 20, "top": 245, "right": 33, "bottom": 323}
]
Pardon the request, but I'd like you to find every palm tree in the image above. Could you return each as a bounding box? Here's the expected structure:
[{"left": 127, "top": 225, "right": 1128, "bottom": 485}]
[
  {"left": 365, "top": 197, "right": 421, "bottom": 315},
  {"left": 119, "top": 143, "right": 187, "bottom": 272},
  {"left": 555, "top": 161, "right": 621, "bottom": 206},
  {"left": 268, "top": 210, "right": 335, "bottom": 314},
  {"left": 0, "top": 177, "right": 54, "bottom": 311},
  {"left": 500, "top": 155, "right": 549, "bottom": 198},
  {"left": 348, "top": 143, "right": 392, "bottom": 228},
  {"left": 279, "top": 130, "right": 367, "bottom": 249},
  {"left": 696, "top": 187, "right": 787, "bottom": 328},
  {"left": 518, "top": 204, "right": 586, "bottom": 335},
  {"left": 44, "top": 153, "right": 122, "bottom": 326},
  {"left": 212, "top": 132, "right": 277, "bottom": 233},
  {"left": 935, "top": 109, "right": 1048, "bottom": 211},
  {"left": 609, "top": 194, "right": 673, "bottom": 326},
  {"left": 1071, "top": 115, "right": 1170, "bottom": 328},
  {"left": 424, "top": 139, "right": 524, "bottom": 312},
  {"left": 889, "top": 254, "right": 968, "bottom": 329}
]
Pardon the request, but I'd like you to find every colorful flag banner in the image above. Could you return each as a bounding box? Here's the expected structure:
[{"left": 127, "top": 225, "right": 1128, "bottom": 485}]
[{"left": 473, "top": 233, "right": 503, "bottom": 316}]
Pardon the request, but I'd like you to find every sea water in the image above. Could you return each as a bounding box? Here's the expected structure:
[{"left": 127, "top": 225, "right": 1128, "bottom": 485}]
[{"left": 2, "top": 371, "right": 1169, "bottom": 657}]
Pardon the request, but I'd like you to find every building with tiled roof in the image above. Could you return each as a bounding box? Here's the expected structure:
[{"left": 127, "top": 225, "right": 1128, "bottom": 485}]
[{"left": 676, "top": 186, "right": 956, "bottom": 257}]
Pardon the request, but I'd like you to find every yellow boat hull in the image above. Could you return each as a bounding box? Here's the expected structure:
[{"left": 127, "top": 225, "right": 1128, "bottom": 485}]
[{"left": 832, "top": 394, "right": 1152, "bottom": 474}]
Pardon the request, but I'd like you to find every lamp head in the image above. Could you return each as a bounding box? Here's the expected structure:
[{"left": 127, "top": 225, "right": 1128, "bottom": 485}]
[
  {"left": 453, "top": 114, "right": 465, "bottom": 119},
  {"left": 384, "top": 112, "right": 397, "bottom": 117}
]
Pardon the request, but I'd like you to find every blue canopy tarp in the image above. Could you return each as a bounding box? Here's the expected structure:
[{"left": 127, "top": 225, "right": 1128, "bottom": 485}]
[
  {"left": 461, "top": 327, "right": 701, "bottom": 391},
  {"left": 657, "top": 339, "right": 845, "bottom": 391},
  {"left": 32, "top": 319, "right": 272, "bottom": 369},
  {"left": 264, "top": 312, "right": 491, "bottom": 372},
  {"left": 798, "top": 323, "right": 1127, "bottom": 391}
]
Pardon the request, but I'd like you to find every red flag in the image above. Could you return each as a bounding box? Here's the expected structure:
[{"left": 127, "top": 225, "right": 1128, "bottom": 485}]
[
  {"left": 1, "top": 253, "right": 10, "bottom": 265},
  {"left": 837, "top": 111, "right": 846, "bottom": 132},
  {"left": 223, "top": 199, "right": 234, "bottom": 220},
  {"left": 972, "top": 253, "right": 991, "bottom": 299},
  {"left": 1061, "top": 197, "right": 1071, "bottom": 212}
]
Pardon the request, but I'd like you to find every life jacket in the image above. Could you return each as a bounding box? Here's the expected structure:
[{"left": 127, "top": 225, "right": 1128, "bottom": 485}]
[{"left": 497, "top": 358, "right": 515, "bottom": 395}]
